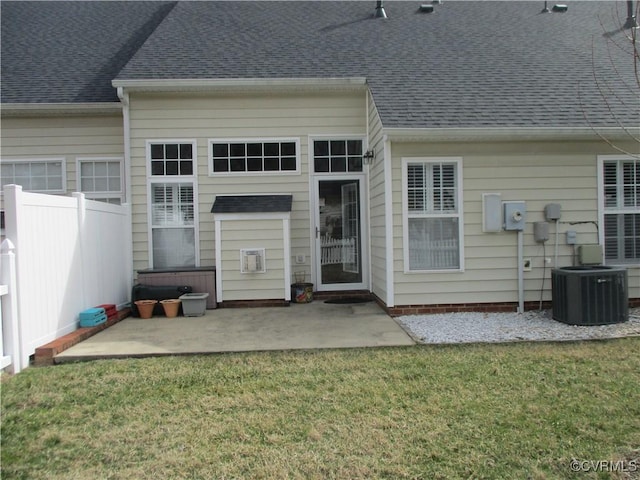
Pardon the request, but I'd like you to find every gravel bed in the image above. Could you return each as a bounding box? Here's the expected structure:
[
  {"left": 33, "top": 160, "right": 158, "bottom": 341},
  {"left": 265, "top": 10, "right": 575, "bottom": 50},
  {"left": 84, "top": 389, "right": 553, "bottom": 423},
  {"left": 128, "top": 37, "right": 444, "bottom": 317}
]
[{"left": 397, "top": 307, "right": 640, "bottom": 344}]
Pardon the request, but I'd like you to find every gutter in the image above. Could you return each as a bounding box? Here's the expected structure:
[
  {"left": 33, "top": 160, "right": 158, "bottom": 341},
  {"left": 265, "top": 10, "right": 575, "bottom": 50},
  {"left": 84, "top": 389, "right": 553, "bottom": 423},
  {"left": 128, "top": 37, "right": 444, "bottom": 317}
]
[
  {"left": 111, "top": 77, "right": 368, "bottom": 93},
  {"left": 383, "top": 126, "right": 640, "bottom": 142},
  {"left": 0, "top": 102, "right": 122, "bottom": 117}
]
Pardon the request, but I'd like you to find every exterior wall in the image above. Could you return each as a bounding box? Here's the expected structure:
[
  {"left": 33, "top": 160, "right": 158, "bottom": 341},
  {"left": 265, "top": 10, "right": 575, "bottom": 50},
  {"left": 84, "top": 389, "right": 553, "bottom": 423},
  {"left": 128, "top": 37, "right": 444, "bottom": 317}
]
[
  {"left": 0, "top": 113, "right": 124, "bottom": 200},
  {"left": 219, "top": 219, "right": 285, "bottom": 301},
  {"left": 390, "top": 139, "right": 640, "bottom": 308},
  {"left": 366, "top": 91, "right": 388, "bottom": 303},
  {"left": 128, "top": 90, "right": 367, "bottom": 277}
]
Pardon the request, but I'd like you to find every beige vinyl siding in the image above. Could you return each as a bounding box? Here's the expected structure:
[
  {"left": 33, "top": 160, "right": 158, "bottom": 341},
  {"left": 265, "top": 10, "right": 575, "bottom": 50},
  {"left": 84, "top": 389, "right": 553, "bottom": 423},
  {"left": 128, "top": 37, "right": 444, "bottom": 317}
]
[
  {"left": 391, "top": 140, "right": 640, "bottom": 306},
  {"left": 128, "top": 90, "right": 366, "bottom": 273},
  {"left": 219, "top": 219, "right": 286, "bottom": 301},
  {"left": 0, "top": 114, "right": 124, "bottom": 203},
  {"left": 367, "top": 91, "right": 388, "bottom": 303}
]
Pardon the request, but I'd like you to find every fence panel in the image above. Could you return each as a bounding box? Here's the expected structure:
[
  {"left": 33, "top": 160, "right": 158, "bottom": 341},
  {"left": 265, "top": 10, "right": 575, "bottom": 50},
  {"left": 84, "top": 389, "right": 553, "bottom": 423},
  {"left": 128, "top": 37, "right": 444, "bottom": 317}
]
[{"left": 2, "top": 185, "right": 132, "bottom": 372}]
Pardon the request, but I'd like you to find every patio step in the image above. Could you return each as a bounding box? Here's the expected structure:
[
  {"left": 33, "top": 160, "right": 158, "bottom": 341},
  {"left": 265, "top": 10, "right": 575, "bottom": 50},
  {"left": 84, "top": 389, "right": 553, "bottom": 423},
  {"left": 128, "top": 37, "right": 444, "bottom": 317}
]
[{"left": 34, "top": 308, "right": 130, "bottom": 366}]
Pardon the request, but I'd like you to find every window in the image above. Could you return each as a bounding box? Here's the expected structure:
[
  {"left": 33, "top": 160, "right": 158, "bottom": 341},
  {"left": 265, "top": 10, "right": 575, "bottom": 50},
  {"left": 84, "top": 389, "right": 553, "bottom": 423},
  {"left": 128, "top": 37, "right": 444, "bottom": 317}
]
[
  {"left": 150, "top": 142, "right": 194, "bottom": 176},
  {"left": 209, "top": 139, "right": 299, "bottom": 174},
  {"left": 1, "top": 159, "right": 65, "bottom": 193},
  {"left": 78, "top": 158, "right": 123, "bottom": 204},
  {"left": 403, "top": 158, "right": 463, "bottom": 272},
  {"left": 147, "top": 140, "right": 198, "bottom": 268},
  {"left": 600, "top": 156, "right": 640, "bottom": 264},
  {"left": 313, "top": 139, "right": 363, "bottom": 173}
]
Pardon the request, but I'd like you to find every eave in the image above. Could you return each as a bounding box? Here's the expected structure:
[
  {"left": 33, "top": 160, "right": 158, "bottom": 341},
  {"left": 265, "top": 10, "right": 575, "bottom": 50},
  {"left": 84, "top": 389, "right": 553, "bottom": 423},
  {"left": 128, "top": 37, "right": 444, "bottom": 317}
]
[{"left": 0, "top": 102, "right": 122, "bottom": 117}]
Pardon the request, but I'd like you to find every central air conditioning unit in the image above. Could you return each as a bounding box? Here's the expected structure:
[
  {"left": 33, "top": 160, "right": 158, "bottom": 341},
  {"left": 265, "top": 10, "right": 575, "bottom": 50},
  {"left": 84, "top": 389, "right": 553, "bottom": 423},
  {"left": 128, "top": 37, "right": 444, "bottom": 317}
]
[{"left": 551, "top": 266, "right": 628, "bottom": 325}]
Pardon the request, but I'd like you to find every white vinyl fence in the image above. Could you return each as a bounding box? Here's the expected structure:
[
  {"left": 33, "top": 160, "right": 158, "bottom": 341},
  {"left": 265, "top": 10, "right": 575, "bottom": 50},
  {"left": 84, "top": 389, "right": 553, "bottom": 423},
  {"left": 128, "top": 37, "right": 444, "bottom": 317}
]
[{"left": 0, "top": 185, "right": 132, "bottom": 373}]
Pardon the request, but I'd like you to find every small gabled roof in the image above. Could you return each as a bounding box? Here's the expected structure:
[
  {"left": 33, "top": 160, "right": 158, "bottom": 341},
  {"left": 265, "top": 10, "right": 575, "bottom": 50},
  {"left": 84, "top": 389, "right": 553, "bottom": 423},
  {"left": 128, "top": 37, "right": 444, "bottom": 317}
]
[
  {"left": 0, "top": 1, "right": 175, "bottom": 104},
  {"left": 211, "top": 195, "right": 293, "bottom": 214}
]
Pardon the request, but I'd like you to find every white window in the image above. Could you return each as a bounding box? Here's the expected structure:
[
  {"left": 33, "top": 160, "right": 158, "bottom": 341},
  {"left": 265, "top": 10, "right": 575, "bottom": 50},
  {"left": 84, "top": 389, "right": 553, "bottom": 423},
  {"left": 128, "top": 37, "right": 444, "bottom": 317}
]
[
  {"left": 147, "top": 140, "right": 198, "bottom": 268},
  {"left": 599, "top": 155, "right": 640, "bottom": 264},
  {"left": 402, "top": 158, "right": 464, "bottom": 272},
  {"left": 1, "top": 158, "right": 65, "bottom": 193},
  {"left": 313, "top": 139, "right": 364, "bottom": 173},
  {"left": 77, "top": 158, "right": 123, "bottom": 204},
  {"left": 209, "top": 138, "right": 299, "bottom": 175}
]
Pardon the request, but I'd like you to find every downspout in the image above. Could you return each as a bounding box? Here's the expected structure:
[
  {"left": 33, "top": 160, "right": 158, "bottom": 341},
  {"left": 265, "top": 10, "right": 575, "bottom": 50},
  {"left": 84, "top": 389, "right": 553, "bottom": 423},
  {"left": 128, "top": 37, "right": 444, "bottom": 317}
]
[
  {"left": 117, "top": 87, "right": 135, "bottom": 297},
  {"left": 117, "top": 87, "right": 131, "bottom": 205},
  {"left": 383, "top": 134, "right": 394, "bottom": 308}
]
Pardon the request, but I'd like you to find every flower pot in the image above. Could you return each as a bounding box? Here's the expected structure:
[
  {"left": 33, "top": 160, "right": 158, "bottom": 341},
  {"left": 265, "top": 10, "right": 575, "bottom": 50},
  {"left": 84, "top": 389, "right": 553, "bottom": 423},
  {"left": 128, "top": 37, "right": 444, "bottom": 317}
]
[
  {"left": 160, "top": 299, "right": 181, "bottom": 318},
  {"left": 134, "top": 299, "right": 158, "bottom": 319}
]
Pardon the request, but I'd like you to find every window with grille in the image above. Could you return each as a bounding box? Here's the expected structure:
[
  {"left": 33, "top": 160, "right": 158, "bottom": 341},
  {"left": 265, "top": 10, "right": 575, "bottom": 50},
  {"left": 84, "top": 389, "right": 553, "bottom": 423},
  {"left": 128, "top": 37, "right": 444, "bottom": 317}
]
[
  {"left": 78, "top": 158, "right": 123, "bottom": 204},
  {"left": 313, "top": 139, "right": 363, "bottom": 173},
  {"left": 147, "top": 140, "right": 197, "bottom": 268},
  {"left": 601, "top": 157, "right": 640, "bottom": 264},
  {"left": 1, "top": 159, "right": 65, "bottom": 193},
  {"left": 149, "top": 142, "right": 194, "bottom": 176},
  {"left": 403, "top": 158, "right": 463, "bottom": 271},
  {"left": 209, "top": 139, "right": 299, "bottom": 174}
]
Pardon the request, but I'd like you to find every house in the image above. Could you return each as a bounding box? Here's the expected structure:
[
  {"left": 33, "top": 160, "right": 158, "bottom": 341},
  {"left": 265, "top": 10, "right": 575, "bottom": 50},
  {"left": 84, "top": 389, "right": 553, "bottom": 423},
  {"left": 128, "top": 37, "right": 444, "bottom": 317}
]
[{"left": 2, "top": 1, "right": 639, "bottom": 314}]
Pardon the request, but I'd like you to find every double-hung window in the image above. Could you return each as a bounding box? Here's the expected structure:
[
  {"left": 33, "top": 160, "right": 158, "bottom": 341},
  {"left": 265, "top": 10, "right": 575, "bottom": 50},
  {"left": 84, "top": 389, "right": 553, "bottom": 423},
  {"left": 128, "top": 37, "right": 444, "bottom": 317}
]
[
  {"left": 403, "top": 158, "right": 463, "bottom": 272},
  {"left": 147, "top": 141, "right": 198, "bottom": 268},
  {"left": 1, "top": 158, "right": 65, "bottom": 193},
  {"left": 78, "top": 158, "right": 123, "bottom": 204},
  {"left": 599, "top": 155, "right": 640, "bottom": 264}
]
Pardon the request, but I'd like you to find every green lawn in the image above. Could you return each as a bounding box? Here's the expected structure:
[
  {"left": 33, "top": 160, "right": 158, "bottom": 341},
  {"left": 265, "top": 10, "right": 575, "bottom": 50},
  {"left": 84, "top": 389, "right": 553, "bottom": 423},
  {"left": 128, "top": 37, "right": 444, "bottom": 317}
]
[{"left": 2, "top": 339, "right": 639, "bottom": 479}]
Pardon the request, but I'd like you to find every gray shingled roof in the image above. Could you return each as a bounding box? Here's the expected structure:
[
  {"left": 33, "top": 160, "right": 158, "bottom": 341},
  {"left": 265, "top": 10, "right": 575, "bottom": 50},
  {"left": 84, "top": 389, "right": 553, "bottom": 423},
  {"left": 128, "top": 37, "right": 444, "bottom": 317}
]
[
  {"left": 211, "top": 195, "right": 293, "bottom": 214},
  {"left": 2, "top": 1, "right": 638, "bottom": 129},
  {"left": 1, "top": 1, "right": 175, "bottom": 104}
]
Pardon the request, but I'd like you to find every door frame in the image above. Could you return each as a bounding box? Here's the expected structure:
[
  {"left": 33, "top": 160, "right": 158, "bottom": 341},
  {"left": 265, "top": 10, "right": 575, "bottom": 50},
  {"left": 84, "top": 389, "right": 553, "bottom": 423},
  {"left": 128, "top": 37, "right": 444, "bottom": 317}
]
[{"left": 311, "top": 174, "right": 369, "bottom": 292}]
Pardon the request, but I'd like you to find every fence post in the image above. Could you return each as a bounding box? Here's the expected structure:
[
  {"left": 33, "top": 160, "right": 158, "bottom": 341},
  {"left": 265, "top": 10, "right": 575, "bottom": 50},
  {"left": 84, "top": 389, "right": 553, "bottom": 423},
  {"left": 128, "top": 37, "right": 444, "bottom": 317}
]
[
  {"left": 1, "top": 239, "right": 22, "bottom": 373},
  {"left": 72, "top": 192, "right": 88, "bottom": 309}
]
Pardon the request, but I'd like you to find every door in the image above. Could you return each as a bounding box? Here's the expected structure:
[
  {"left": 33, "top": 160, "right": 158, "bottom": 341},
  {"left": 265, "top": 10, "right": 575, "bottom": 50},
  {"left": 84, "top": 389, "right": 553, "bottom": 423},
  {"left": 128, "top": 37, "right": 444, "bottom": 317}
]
[{"left": 314, "top": 177, "right": 366, "bottom": 290}]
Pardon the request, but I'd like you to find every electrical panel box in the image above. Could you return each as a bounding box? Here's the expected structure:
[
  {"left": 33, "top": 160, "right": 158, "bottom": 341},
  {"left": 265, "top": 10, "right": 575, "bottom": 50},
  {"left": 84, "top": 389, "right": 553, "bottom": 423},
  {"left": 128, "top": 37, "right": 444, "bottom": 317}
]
[
  {"left": 533, "top": 221, "right": 549, "bottom": 243},
  {"left": 482, "top": 193, "right": 502, "bottom": 233},
  {"left": 578, "top": 244, "right": 603, "bottom": 265},
  {"left": 503, "top": 201, "right": 527, "bottom": 231},
  {"left": 566, "top": 230, "right": 577, "bottom": 245},
  {"left": 544, "top": 203, "right": 562, "bottom": 221}
]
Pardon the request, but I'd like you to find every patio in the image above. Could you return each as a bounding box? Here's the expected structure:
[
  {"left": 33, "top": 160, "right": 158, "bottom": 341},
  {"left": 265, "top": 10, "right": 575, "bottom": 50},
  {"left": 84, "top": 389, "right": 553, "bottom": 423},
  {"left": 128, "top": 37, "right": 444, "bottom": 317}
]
[{"left": 54, "top": 300, "right": 415, "bottom": 363}]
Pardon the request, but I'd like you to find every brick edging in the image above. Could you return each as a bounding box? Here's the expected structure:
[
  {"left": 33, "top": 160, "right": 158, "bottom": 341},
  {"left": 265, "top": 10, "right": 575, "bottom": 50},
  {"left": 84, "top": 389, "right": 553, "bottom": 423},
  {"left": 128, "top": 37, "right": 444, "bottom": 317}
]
[{"left": 34, "top": 308, "right": 131, "bottom": 366}]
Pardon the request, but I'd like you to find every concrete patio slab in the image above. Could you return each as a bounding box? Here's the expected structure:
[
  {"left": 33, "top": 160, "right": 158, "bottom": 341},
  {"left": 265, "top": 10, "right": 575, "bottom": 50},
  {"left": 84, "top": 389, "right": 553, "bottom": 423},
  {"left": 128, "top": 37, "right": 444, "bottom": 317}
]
[{"left": 55, "top": 300, "right": 415, "bottom": 362}]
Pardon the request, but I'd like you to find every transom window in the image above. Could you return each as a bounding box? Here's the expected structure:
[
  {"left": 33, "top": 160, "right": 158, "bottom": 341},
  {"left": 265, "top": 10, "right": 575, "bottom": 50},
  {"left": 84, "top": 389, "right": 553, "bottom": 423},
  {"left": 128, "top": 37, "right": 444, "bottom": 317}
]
[
  {"left": 313, "top": 140, "right": 363, "bottom": 173},
  {"left": 149, "top": 142, "right": 194, "bottom": 176},
  {"left": 601, "top": 156, "right": 640, "bottom": 264},
  {"left": 1, "top": 159, "right": 65, "bottom": 193},
  {"left": 210, "top": 139, "right": 299, "bottom": 174},
  {"left": 403, "top": 158, "right": 463, "bottom": 272},
  {"left": 78, "top": 158, "right": 123, "bottom": 204}
]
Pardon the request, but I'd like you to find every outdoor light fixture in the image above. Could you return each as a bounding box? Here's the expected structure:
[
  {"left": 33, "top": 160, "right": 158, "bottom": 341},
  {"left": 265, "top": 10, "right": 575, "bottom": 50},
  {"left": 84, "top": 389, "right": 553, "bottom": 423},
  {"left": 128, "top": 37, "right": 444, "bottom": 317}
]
[{"left": 363, "top": 149, "right": 375, "bottom": 165}]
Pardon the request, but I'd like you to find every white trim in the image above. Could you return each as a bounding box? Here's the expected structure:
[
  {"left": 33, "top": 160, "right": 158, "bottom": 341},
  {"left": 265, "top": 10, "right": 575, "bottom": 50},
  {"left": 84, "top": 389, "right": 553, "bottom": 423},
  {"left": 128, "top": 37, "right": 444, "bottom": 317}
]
[
  {"left": 212, "top": 211, "right": 292, "bottom": 222},
  {"left": 401, "top": 156, "right": 465, "bottom": 274},
  {"left": 383, "top": 137, "right": 394, "bottom": 307},
  {"left": 215, "top": 220, "right": 223, "bottom": 302},
  {"left": 283, "top": 218, "right": 292, "bottom": 301},
  {"left": 75, "top": 156, "right": 124, "bottom": 203},
  {"left": 208, "top": 137, "right": 301, "bottom": 176},
  {"left": 0, "top": 157, "right": 67, "bottom": 194},
  {"left": 384, "top": 127, "right": 637, "bottom": 143},
  {"left": 112, "top": 77, "right": 368, "bottom": 90}
]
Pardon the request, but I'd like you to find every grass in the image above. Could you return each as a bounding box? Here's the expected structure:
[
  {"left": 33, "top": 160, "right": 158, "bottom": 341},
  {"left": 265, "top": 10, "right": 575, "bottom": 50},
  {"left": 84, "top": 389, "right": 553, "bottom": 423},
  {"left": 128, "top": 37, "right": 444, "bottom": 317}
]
[{"left": 2, "top": 339, "right": 639, "bottom": 479}]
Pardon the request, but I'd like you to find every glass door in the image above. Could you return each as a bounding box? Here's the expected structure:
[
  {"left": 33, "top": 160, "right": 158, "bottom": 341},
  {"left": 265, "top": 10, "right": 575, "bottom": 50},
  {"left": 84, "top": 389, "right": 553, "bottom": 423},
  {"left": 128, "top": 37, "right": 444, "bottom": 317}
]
[{"left": 314, "top": 177, "right": 366, "bottom": 290}]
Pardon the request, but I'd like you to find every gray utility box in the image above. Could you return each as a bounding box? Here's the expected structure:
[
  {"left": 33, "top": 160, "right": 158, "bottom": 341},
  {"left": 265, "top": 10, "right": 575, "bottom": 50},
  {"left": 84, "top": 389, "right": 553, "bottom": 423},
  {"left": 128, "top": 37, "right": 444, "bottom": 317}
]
[{"left": 551, "top": 266, "right": 628, "bottom": 325}]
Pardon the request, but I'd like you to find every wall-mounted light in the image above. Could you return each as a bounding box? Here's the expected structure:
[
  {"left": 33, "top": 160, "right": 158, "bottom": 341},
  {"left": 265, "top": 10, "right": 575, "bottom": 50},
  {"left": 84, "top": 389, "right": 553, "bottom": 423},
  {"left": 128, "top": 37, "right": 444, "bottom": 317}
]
[{"left": 363, "top": 149, "right": 375, "bottom": 165}]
